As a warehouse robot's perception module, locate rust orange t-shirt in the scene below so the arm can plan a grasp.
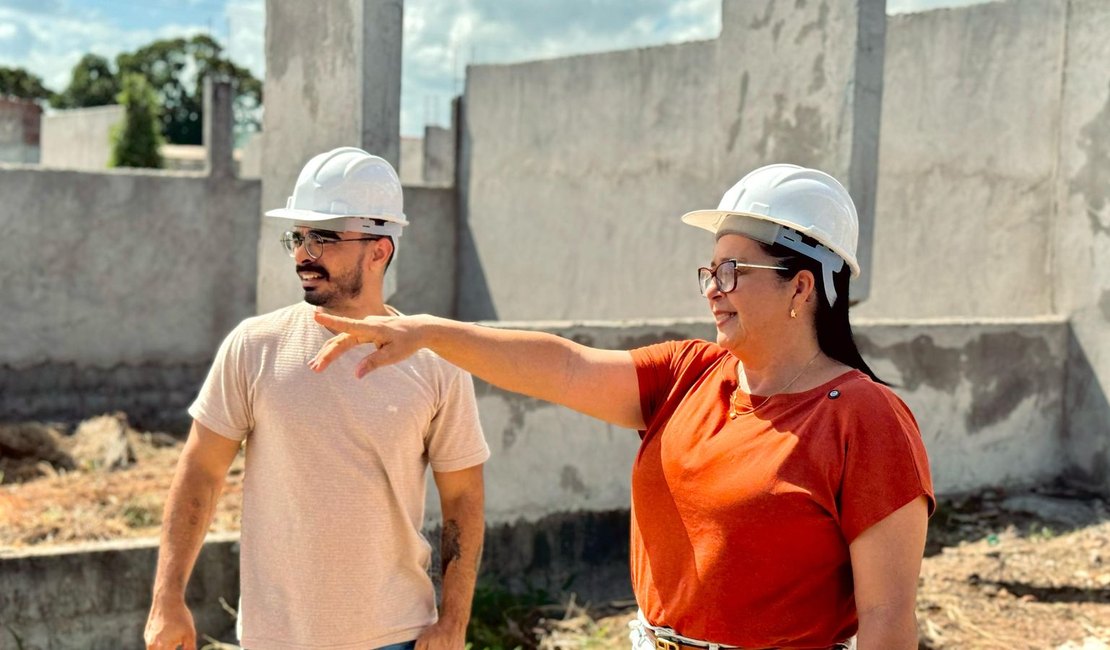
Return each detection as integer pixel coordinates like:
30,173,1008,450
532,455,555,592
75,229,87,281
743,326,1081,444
630,339,934,648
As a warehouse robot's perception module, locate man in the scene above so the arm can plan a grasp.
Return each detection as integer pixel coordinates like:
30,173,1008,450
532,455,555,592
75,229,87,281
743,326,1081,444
144,147,489,650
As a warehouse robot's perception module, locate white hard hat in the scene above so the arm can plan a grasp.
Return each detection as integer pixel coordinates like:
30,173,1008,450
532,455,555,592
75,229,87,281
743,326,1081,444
265,147,408,238
681,164,859,306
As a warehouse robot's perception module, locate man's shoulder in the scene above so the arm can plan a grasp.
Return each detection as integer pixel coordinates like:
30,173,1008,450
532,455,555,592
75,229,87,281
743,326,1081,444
232,302,312,338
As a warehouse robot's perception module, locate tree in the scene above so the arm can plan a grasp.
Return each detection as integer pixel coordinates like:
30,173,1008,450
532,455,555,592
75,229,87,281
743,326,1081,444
116,34,262,145
109,73,164,169
0,66,53,102
52,54,120,109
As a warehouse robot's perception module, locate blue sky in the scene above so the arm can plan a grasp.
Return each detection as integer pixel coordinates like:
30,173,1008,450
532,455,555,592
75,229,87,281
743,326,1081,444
0,0,993,136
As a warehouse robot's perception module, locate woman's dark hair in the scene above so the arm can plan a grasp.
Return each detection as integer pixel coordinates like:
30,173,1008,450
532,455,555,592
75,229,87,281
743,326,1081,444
759,240,886,385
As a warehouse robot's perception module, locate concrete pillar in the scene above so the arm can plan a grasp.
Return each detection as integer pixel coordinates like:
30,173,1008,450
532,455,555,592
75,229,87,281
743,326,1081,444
1054,0,1110,493
716,0,886,303
203,77,235,179
258,0,403,314
422,125,455,185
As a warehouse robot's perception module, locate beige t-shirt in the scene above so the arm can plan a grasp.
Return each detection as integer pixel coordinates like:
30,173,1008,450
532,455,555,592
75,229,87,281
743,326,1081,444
189,302,489,650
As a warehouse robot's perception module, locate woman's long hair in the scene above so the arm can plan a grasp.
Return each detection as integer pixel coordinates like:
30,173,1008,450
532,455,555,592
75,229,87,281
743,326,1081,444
759,240,886,385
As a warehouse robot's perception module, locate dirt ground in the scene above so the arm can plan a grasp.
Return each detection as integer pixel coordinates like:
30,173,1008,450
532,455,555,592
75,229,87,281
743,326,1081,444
2,433,1109,649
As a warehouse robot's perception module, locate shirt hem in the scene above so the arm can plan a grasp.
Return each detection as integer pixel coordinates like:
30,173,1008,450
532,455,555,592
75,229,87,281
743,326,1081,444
240,624,425,650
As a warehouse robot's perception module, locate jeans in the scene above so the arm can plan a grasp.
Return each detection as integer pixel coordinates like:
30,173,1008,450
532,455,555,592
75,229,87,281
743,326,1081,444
376,642,417,650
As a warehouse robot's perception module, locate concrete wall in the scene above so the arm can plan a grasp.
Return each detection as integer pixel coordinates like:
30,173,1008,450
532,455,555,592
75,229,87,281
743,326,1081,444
0,165,260,431
0,536,240,650
422,125,454,185
856,0,1064,320
457,0,885,321
1054,0,1110,491
257,0,403,314
40,105,123,171
400,135,423,183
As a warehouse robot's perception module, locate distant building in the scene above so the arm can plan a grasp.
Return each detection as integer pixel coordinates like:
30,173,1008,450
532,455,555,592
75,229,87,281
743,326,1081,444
0,96,42,164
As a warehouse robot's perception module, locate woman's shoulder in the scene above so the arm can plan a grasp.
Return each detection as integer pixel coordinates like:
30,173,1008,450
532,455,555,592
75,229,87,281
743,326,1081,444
824,370,919,428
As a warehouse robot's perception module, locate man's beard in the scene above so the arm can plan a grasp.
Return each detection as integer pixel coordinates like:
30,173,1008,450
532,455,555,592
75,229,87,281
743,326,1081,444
298,253,365,307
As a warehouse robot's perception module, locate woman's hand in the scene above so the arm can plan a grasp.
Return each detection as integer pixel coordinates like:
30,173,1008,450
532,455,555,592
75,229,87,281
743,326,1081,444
310,312,437,377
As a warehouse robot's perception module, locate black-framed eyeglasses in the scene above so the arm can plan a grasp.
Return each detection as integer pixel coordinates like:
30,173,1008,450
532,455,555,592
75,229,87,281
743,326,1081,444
697,259,788,295
280,230,383,260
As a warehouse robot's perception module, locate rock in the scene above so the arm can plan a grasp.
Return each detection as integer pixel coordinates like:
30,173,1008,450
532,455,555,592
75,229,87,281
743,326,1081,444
68,413,136,472
0,422,75,483
1000,494,1098,528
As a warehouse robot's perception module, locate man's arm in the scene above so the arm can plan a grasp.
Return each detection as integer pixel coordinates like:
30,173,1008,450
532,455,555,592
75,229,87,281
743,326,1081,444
416,465,485,650
849,496,930,650
145,422,242,650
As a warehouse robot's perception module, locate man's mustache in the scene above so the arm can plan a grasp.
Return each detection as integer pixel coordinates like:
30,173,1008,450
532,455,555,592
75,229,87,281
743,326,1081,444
296,263,329,279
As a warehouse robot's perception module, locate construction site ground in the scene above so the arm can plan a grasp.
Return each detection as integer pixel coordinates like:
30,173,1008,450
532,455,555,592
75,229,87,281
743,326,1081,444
1,430,1108,650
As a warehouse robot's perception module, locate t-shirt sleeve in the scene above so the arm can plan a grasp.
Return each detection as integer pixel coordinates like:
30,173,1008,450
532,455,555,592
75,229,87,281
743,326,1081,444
425,367,490,473
629,340,686,429
839,386,936,542
188,325,254,442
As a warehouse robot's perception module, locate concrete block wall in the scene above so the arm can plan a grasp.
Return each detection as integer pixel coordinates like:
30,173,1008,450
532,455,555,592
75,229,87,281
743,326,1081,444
40,105,124,171
0,165,260,431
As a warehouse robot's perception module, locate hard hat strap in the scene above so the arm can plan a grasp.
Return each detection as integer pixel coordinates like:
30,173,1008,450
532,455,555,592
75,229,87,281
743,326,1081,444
717,214,844,306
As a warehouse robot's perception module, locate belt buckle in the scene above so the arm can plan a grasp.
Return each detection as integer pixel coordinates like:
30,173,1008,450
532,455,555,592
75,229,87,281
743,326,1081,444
654,638,682,650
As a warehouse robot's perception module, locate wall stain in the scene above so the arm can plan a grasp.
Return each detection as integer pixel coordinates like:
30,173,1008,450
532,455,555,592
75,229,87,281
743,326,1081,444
474,381,551,450
772,19,785,42
1101,289,1110,322
809,53,827,93
795,0,808,8
796,0,829,45
1072,81,1110,237
857,332,1057,433
756,95,827,163
750,0,776,30
726,72,750,153
560,465,589,496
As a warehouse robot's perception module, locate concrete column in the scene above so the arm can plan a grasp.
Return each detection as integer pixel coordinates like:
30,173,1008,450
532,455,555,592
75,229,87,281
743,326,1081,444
1054,0,1110,493
258,0,403,314
203,77,235,179
422,125,455,185
716,0,886,303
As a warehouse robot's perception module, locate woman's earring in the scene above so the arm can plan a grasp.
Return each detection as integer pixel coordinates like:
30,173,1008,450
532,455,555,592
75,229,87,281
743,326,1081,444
790,308,797,319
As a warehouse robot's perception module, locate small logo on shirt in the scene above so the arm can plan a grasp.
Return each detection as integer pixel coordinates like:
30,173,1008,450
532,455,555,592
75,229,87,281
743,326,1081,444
827,389,841,399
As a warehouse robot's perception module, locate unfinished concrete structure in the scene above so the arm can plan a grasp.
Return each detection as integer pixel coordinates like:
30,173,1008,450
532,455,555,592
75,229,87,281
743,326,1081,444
0,96,41,163
3,0,1110,646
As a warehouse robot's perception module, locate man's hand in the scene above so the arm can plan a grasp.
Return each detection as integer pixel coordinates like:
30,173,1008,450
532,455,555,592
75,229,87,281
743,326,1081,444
310,312,434,377
144,597,196,650
414,618,467,650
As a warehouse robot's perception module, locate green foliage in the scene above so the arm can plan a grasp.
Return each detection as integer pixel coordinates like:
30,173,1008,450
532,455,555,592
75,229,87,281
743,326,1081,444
116,33,262,145
110,73,164,169
466,581,558,650
51,54,120,109
0,66,52,102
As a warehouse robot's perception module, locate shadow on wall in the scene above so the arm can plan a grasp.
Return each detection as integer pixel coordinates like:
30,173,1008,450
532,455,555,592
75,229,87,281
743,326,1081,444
1064,325,1110,488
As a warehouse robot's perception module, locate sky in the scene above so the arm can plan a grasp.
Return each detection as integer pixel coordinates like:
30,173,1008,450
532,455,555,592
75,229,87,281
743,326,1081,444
0,0,996,137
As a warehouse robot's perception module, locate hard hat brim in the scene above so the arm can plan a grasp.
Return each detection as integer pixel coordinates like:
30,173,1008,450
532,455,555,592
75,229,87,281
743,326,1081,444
265,207,409,226
681,209,861,278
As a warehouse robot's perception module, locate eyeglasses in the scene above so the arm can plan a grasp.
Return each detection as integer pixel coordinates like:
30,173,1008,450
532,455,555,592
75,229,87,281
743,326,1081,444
697,259,788,295
280,230,382,260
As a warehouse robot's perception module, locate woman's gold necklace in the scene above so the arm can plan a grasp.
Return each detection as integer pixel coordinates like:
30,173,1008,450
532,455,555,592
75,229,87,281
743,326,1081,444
728,351,823,419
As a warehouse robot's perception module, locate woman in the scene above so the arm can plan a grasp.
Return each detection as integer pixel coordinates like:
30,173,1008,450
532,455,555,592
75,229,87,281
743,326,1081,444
310,164,935,650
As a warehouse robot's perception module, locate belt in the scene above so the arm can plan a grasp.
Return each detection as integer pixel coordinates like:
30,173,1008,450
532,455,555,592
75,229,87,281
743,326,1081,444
646,627,850,650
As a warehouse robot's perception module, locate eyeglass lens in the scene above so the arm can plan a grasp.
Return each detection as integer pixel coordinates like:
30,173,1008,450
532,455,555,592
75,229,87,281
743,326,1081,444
698,261,738,295
281,231,337,260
